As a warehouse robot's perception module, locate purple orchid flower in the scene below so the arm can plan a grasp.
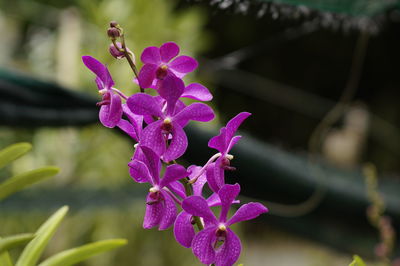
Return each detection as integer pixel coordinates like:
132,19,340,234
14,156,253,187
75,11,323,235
138,42,198,89
182,184,268,266
128,146,188,230
206,112,251,193
127,75,214,162
82,56,123,128
173,165,235,248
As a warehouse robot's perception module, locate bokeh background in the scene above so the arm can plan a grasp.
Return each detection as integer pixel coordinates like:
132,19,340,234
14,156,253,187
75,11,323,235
0,0,400,265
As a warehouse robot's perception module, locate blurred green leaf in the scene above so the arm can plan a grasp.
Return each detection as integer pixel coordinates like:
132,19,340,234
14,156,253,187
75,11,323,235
0,233,35,253
0,237,14,266
38,239,127,266
15,206,69,266
0,143,32,169
0,166,59,201
349,255,366,266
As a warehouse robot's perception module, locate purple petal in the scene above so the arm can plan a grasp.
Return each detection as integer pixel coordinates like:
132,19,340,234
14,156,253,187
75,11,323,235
215,228,241,266
227,202,268,226
160,164,188,188
160,42,179,63
117,119,139,141
226,135,242,153
159,190,177,230
182,83,213,101
192,226,217,265
169,55,198,73
167,181,186,199
122,104,143,140
208,128,227,153
174,211,195,248
128,159,152,183
143,193,163,229
205,162,224,193
138,64,157,89
189,165,207,196
182,196,217,224
173,103,214,126
225,112,251,141
218,184,241,223
162,124,187,162
157,74,184,115
139,145,162,184
99,94,122,128
127,93,163,117
206,193,221,207
82,56,114,88
140,121,165,162
141,46,161,64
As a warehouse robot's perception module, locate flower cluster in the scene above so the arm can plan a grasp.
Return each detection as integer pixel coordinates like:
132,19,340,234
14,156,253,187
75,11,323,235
82,22,268,266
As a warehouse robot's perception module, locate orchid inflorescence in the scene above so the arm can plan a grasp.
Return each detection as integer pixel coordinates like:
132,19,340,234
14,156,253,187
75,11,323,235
82,22,268,266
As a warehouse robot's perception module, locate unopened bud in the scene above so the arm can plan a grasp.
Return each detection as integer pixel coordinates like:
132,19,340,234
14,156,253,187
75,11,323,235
109,42,135,63
107,27,120,39
110,21,119,27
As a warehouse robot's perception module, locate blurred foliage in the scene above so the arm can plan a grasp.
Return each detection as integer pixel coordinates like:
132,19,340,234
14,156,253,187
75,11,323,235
349,255,366,266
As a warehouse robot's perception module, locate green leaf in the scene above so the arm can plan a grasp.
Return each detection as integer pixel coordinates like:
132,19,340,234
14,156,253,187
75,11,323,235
0,234,35,253
38,239,127,266
0,237,14,266
349,255,366,266
0,166,59,201
0,251,13,266
15,206,69,266
0,143,32,169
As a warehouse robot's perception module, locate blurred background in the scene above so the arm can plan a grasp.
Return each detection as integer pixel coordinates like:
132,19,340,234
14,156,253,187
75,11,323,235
0,0,400,265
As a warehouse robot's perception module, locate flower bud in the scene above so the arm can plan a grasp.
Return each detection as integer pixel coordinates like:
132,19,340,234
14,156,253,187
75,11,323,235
109,21,119,27
107,27,120,39
109,42,135,62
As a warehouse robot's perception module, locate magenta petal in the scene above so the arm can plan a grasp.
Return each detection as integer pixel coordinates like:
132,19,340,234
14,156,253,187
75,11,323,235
138,64,157,89
99,94,122,128
140,121,165,164
182,196,217,224
157,74,184,115
205,163,221,193
206,193,222,207
208,128,227,153
192,226,217,265
159,190,177,230
174,103,214,126
160,164,188,188
189,165,207,196
82,56,114,88
143,193,163,229
182,83,213,101
167,181,186,199
163,124,188,162
127,93,163,117
122,104,143,140
169,55,198,73
226,135,242,153
225,112,251,141
160,42,179,63
215,228,241,266
128,159,152,183
141,46,161,64
227,202,268,226
174,211,195,248
218,183,241,223
117,119,139,141
139,146,162,184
